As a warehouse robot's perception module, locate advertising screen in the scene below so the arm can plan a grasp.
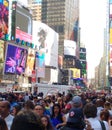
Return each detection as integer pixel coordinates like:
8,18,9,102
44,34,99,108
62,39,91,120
0,0,9,39
0,40,5,73
4,44,28,75
11,1,32,40
35,51,45,78
110,0,112,4
33,21,59,68
25,48,35,76
64,40,76,56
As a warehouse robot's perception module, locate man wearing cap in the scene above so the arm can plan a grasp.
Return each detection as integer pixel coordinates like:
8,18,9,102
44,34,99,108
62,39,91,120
65,95,83,120
63,96,85,130
72,95,83,108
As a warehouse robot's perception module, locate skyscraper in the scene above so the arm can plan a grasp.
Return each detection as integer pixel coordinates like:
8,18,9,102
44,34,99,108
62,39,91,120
41,0,78,56
28,0,79,56
28,0,42,21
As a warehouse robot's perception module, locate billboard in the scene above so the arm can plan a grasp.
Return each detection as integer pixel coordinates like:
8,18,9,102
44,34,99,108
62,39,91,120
0,40,5,73
110,28,112,44
64,40,76,56
110,0,112,4
0,0,9,39
16,28,32,43
33,21,59,68
35,51,45,78
25,48,35,76
70,68,80,78
4,43,28,75
11,1,32,40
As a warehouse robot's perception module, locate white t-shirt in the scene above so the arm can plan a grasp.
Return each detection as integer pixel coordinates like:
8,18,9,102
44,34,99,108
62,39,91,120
5,114,14,130
86,117,109,130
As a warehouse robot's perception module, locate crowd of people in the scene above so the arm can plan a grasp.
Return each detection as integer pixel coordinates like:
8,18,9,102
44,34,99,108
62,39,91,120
0,90,111,130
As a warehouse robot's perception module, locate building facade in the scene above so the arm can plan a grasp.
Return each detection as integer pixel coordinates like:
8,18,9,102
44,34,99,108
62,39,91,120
28,0,42,21
41,0,78,56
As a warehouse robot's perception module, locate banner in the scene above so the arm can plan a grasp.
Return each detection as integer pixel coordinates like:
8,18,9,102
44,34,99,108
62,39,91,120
70,68,80,78
0,40,5,73
0,0,9,39
35,51,45,78
25,48,35,76
4,43,28,75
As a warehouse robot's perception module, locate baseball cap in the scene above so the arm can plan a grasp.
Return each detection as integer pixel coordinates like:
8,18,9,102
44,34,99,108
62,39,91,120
72,96,82,105
67,108,83,124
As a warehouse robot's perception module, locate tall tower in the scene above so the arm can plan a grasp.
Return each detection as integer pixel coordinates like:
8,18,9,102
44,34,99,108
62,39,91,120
27,0,42,21
41,0,77,56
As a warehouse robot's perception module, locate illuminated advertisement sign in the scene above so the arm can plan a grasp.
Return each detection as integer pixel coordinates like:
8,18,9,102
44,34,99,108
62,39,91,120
16,28,32,43
0,0,9,39
4,44,28,75
110,45,112,76
110,0,112,4
110,28,112,44
25,48,35,76
35,51,45,78
70,68,80,78
33,21,59,68
0,40,5,73
64,40,76,56
11,1,32,40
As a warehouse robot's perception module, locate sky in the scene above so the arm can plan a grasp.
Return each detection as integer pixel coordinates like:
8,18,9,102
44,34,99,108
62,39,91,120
80,0,107,78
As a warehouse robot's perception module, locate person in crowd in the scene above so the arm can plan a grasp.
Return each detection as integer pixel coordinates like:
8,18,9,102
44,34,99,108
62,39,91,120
32,95,38,106
65,95,83,121
71,95,83,108
0,101,14,130
24,92,29,102
96,98,104,120
65,93,73,107
100,108,110,122
61,107,85,130
17,93,25,103
63,93,73,115
104,101,112,117
0,117,8,130
57,97,65,113
83,102,109,130
7,93,18,112
10,110,44,130
39,99,51,116
41,115,54,130
51,103,66,130
100,108,112,130
12,104,21,116
34,104,46,117
23,100,35,111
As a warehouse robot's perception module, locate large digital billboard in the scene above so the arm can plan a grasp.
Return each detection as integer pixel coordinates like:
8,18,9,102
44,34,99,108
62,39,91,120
64,40,76,56
0,40,5,74
33,21,59,68
0,0,9,39
4,44,28,75
35,51,45,78
25,48,35,76
11,1,32,40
